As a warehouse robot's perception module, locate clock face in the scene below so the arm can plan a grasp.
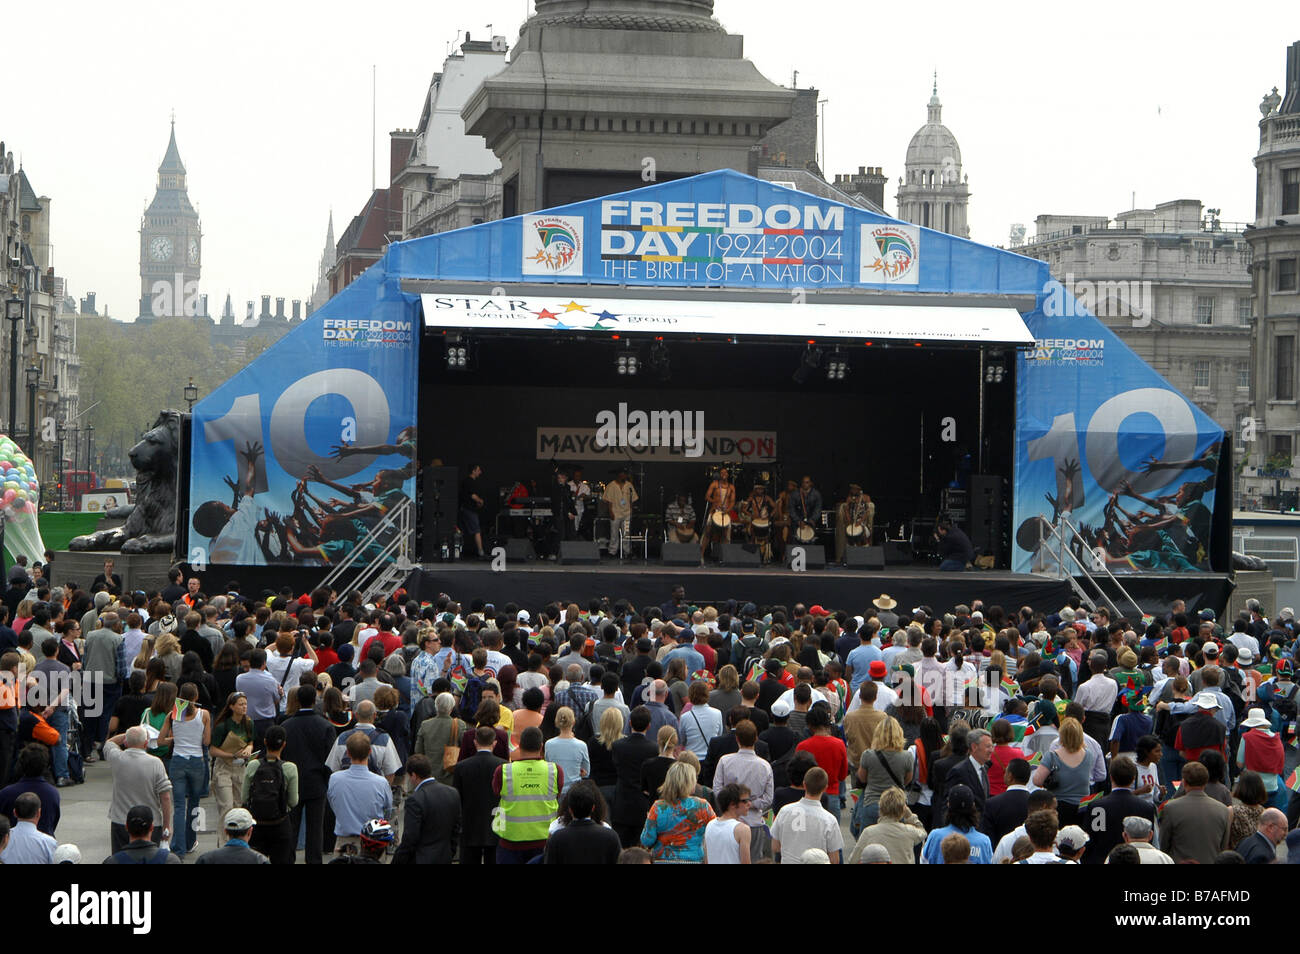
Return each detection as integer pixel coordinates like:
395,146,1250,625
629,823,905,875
149,236,174,262
188,238,199,265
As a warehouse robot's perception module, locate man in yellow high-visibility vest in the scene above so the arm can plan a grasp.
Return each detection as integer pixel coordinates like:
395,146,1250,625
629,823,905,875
491,726,560,864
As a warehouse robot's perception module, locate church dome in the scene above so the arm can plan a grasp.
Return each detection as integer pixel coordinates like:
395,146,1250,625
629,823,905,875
905,83,961,175
528,0,725,32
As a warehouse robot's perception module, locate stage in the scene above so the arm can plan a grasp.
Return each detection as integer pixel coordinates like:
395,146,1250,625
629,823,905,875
402,560,1075,614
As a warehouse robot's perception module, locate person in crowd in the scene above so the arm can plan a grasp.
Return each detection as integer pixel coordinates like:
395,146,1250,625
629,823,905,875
393,754,460,864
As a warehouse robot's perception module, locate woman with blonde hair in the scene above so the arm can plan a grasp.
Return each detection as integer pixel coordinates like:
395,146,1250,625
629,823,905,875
848,785,926,863
133,639,157,680
544,706,591,796
586,706,624,803
852,715,914,832
153,631,184,683
641,725,678,803
710,664,742,714
639,759,715,862
1032,716,1096,821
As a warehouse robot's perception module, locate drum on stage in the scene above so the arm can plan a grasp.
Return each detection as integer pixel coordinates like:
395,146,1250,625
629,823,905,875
710,511,732,529
845,522,866,542
750,517,771,540
671,520,696,543
794,523,816,543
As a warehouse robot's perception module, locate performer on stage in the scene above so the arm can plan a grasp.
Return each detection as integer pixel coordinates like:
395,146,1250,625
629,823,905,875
459,464,486,558
775,478,798,558
569,466,593,540
834,484,875,563
740,482,777,563
702,466,737,559
602,468,639,558
545,467,577,557
504,475,531,539
665,492,698,544
789,475,822,548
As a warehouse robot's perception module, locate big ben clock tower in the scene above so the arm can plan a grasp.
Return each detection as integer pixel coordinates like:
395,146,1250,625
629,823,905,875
138,118,202,319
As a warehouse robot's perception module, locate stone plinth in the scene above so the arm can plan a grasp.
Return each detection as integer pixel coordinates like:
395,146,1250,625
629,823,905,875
52,551,177,595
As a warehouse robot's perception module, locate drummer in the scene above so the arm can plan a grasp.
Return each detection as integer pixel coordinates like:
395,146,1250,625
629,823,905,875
702,466,737,559
835,483,875,564
665,491,698,544
740,481,777,563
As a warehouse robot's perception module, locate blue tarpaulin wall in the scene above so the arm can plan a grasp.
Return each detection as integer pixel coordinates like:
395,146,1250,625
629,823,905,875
189,170,1223,573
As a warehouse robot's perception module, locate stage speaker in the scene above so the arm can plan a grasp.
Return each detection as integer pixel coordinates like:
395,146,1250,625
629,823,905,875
969,474,1006,565
845,546,885,570
504,538,535,562
661,543,699,566
883,541,910,566
785,544,826,569
719,543,761,566
559,541,600,565
422,466,458,561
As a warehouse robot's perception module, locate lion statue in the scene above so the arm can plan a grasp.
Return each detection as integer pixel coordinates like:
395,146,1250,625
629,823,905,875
70,410,181,554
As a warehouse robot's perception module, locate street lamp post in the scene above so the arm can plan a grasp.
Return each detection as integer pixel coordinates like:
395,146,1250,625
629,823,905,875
25,365,39,458
87,425,95,478
4,297,23,437
56,422,65,511
184,378,198,412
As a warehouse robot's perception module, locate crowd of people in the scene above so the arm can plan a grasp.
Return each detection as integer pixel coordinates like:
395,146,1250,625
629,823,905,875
1,557,1298,865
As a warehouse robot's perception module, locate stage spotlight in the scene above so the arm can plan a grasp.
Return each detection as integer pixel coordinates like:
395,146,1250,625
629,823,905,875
793,344,823,384
648,340,671,381
616,341,640,376
446,344,467,369
826,351,848,381
984,363,1005,384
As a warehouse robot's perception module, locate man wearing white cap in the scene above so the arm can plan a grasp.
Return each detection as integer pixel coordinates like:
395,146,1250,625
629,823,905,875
1156,693,1227,763
194,808,270,864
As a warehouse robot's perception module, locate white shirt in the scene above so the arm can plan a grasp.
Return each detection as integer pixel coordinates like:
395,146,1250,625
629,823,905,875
1074,673,1118,714
992,824,1028,864
844,681,898,715
771,797,844,864
1228,633,1260,657
207,494,266,565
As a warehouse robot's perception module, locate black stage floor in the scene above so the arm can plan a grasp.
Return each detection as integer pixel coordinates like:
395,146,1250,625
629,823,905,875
403,561,1077,614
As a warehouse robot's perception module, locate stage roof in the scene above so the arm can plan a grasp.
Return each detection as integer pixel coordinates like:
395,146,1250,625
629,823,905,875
420,291,1034,345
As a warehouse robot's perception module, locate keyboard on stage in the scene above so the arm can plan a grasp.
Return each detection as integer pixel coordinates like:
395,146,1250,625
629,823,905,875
509,507,554,518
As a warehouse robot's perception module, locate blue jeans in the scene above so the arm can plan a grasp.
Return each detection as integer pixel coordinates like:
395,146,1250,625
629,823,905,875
169,755,206,854
87,680,122,750
48,707,70,780
1158,748,1186,793
938,559,967,571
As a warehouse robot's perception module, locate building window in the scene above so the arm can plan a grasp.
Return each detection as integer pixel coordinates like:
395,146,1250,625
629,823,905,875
1273,434,1293,461
1193,360,1211,389
1238,361,1250,390
1277,335,1295,400
1238,297,1253,323
1284,168,1300,217
1196,296,1214,325
1279,258,1298,292
1197,245,1212,265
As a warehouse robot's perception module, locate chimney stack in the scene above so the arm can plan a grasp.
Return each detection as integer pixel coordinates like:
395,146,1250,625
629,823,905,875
246,301,255,322
292,300,301,321
275,297,286,320
260,295,271,320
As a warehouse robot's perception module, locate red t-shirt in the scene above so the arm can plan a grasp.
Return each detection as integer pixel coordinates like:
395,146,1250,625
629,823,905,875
362,631,402,659
796,734,849,795
314,648,339,674
989,744,1026,796
694,642,717,672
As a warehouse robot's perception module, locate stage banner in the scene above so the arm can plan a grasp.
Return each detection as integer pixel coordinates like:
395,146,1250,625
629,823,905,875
389,169,1044,296
536,424,778,463
1013,287,1224,575
187,267,419,568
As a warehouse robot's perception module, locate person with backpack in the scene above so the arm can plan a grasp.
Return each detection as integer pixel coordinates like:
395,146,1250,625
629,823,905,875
327,733,393,859
242,725,298,864
413,693,463,784
326,700,401,782
103,804,181,865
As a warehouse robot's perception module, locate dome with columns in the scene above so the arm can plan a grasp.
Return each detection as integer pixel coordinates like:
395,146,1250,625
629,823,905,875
905,78,962,184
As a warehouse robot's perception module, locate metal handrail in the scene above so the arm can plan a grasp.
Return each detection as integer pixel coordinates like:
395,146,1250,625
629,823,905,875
1044,515,1145,620
317,497,414,602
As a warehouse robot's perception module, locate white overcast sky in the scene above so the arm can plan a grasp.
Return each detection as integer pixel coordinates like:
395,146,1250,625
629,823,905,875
5,0,1293,320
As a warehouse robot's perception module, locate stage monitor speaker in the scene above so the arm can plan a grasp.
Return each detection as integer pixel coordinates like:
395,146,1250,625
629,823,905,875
883,541,910,566
422,466,459,561
504,538,535,562
719,543,761,566
845,546,885,570
785,544,826,569
661,543,699,566
559,541,600,565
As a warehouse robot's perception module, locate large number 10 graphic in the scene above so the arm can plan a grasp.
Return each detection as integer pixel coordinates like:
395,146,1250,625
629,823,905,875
1026,387,1198,511
202,370,393,492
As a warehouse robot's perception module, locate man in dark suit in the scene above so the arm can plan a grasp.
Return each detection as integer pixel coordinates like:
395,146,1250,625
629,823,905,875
280,686,335,864
982,758,1032,844
452,725,505,864
1078,757,1156,864
944,727,992,822
702,706,771,787
1237,808,1287,864
611,706,660,847
393,754,460,864
92,559,123,595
